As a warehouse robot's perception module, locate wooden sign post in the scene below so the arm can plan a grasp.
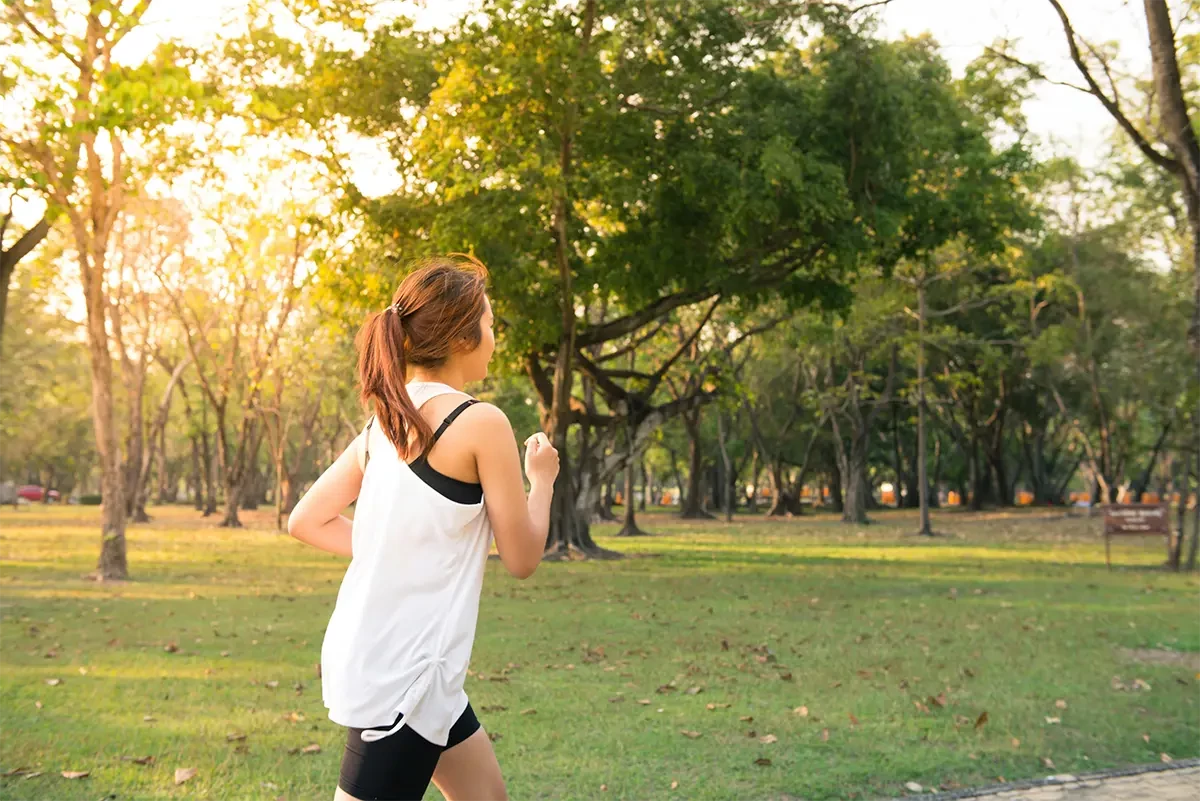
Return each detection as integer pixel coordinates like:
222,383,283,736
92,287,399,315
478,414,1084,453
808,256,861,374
1102,505,1172,570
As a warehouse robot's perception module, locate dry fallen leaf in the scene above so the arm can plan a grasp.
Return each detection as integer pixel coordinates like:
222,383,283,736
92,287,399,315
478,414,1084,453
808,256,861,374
821,728,830,742
61,771,89,780
143,715,156,722
913,700,930,714
754,758,772,767
174,768,197,785
1011,738,1021,748
301,744,321,754
793,705,809,717
520,708,537,716
1044,716,1061,725
685,686,702,695
45,679,61,687
132,756,156,766
1041,757,1055,769
759,734,778,744
679,730,702,739
600,784,607,791
265,680,279,689
848,713,860,727
637,699,651,705
905,781,923,792
929,693,947,708
1055,699,1067,709
1161,753,1173,763
226,733,247,742
487,732,501,742
1142,733,1150,743
739,715,753,722
975,711,989,729
164,643,179,654
670,780,679,789
609,695,624,703
706,702,731,710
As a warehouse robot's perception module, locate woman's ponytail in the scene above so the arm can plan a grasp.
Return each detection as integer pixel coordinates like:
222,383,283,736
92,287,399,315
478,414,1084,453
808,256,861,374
355,254,489,460
355,306,433,460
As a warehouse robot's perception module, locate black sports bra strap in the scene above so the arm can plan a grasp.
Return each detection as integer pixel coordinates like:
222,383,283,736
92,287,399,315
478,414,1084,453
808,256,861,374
428,399,480,447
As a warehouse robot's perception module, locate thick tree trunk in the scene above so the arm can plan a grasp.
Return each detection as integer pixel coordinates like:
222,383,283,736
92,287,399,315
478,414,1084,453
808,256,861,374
222,477,244,528
835,426,871,524
766,461,800,516
241,461,261,510
543,423,619,559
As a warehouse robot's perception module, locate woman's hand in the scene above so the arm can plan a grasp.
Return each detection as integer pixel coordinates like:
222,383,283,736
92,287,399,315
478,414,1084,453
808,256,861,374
523,432,560,488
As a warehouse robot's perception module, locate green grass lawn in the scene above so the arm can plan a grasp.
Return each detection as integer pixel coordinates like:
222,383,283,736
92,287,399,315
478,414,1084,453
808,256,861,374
1,504,1197,800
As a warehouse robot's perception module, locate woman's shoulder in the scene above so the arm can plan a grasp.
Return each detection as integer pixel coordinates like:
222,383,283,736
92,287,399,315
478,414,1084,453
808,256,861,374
458,400,511,430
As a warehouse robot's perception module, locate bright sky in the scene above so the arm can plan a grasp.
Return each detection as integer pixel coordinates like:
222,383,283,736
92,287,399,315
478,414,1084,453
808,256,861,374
125,0,1159,174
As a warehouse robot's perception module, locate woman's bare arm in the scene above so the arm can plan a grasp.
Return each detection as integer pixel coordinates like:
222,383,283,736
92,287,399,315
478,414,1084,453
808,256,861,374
286,434,365,558
469,404,557,579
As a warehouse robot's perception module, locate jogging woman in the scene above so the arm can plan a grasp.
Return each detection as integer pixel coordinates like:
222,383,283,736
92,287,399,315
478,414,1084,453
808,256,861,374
287,254,559,801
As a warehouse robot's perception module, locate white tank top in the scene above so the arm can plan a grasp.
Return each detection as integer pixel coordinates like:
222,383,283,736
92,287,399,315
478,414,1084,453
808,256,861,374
320,381,494,746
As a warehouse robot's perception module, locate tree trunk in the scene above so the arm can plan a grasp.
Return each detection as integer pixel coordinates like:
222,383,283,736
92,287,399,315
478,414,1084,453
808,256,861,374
79,246,128,579
679,409,712,519
828,468,843,513
916,282,933,535
222,477,244,528
617,441,649,537
766,460,800,516
123,367,148,522
190,435,203,511
715,408,734,522
968,438,981,510
639,459,649,512
836,425,871,525
156,421,172,503
1170,466,1185,569
201,428,217,517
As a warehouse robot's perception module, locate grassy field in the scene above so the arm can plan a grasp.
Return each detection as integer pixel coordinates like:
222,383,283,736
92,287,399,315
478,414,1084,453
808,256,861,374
1,504,1197,801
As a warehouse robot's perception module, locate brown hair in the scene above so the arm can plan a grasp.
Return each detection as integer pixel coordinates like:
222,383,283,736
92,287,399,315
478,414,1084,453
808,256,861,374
356,253,489,459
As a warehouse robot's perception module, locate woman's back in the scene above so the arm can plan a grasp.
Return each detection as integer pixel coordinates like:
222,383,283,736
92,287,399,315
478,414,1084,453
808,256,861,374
321,381,493,747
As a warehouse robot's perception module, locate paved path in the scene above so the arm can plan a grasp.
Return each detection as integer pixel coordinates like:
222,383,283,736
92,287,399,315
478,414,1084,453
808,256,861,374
892,760,1200,801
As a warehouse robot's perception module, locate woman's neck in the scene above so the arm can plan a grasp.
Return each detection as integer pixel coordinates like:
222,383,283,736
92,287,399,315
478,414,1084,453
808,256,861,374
408,367,467,392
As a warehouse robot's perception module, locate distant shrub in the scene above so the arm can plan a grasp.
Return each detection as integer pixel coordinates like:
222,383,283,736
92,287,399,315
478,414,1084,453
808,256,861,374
79,494,102,506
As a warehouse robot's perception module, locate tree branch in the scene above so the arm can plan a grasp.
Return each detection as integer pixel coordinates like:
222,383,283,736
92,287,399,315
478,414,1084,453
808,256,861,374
1044,0,1179,174
9,2,82,69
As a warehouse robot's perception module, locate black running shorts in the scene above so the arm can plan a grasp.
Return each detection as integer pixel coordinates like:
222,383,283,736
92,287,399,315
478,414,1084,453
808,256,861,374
337,703,481,800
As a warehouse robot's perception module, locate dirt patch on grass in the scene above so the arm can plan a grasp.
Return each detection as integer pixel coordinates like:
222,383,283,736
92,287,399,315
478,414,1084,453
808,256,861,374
1117,647,1200,669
